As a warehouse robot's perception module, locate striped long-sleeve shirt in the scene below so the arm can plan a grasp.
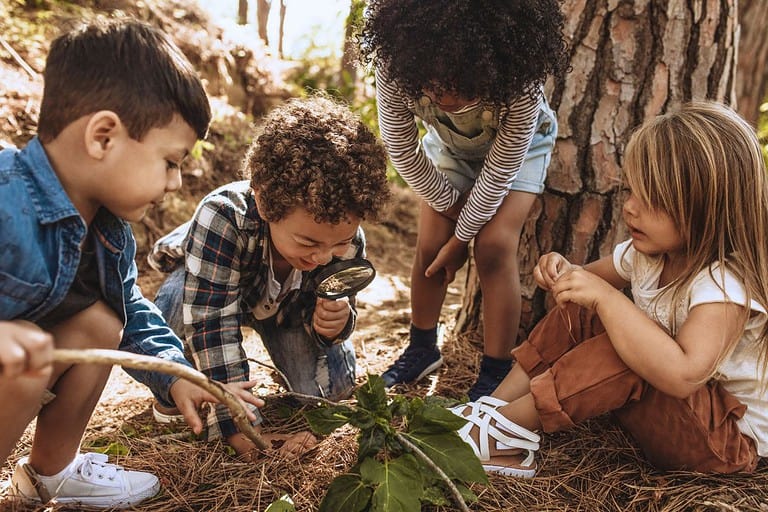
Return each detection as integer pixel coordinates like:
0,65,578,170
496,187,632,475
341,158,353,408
375,69,542,242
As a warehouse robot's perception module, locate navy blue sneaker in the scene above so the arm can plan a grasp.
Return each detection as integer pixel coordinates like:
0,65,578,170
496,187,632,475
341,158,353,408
381,344,443,387
467,369,506,401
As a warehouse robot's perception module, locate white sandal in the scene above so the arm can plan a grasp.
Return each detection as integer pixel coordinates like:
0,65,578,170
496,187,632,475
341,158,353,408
449,398,540,478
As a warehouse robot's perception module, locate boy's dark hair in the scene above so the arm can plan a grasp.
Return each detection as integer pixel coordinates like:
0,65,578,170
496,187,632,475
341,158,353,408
246,95,390,224
38,17,211,142
358,0,570,105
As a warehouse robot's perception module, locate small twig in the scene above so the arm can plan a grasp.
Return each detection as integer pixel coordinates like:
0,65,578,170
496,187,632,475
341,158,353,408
395,433,471,512
52,348,268,450
0,35,38,79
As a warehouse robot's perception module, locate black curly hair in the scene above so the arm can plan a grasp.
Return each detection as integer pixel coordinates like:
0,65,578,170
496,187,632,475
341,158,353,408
358,0,569,105
245,95,390,224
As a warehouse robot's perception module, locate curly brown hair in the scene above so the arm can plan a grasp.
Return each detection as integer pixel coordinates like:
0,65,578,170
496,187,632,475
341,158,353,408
358,0,569,104
245,95,390,224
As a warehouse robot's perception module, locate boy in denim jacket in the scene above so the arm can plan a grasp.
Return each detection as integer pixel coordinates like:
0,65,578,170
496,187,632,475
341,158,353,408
0,18,260,509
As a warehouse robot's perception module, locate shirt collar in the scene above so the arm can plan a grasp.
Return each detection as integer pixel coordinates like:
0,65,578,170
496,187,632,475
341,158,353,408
19,136,81,225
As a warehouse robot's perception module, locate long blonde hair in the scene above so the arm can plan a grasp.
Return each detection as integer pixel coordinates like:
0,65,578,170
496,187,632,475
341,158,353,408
623,101,768,375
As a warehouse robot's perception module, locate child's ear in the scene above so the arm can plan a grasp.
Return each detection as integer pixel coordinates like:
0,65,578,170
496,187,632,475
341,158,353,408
83,111,123,159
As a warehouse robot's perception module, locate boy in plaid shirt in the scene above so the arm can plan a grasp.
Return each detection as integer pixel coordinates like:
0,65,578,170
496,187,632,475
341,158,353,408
149,96,391,458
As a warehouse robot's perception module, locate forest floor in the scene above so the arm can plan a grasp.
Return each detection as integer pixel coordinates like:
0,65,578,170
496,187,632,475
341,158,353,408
2,1,768,511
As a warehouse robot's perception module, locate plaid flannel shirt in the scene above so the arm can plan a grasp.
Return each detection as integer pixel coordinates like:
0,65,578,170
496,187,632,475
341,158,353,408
150,180,363,439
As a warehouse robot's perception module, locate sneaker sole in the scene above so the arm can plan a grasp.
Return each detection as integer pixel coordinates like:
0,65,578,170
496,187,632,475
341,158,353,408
47,480,161,509
153,404,185,424
413,356,444,382
9,481,160,510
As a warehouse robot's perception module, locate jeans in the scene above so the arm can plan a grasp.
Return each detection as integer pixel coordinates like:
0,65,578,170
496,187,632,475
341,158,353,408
154,267,357,401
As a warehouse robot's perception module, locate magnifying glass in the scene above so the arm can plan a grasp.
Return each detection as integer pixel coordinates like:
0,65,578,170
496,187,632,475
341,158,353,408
304,257,376,299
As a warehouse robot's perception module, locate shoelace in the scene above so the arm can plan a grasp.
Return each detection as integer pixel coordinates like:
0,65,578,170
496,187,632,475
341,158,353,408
73,453,121,482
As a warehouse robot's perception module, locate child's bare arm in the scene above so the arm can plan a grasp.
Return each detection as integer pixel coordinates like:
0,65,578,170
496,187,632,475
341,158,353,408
534,253,627,291
552,269,744,398
0,320,53,378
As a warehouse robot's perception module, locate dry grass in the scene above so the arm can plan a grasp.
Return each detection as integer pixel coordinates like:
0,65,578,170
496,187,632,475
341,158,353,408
2,1,768,510
3,328,768,512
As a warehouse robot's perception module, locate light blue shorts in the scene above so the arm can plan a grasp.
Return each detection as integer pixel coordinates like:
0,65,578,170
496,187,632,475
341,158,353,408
422,103,557,195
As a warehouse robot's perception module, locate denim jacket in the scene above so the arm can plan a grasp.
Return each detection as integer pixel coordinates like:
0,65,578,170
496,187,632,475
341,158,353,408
0,136,191,407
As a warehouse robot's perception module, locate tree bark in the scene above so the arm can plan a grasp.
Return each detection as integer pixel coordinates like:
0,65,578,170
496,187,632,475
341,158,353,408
456,0,741,340
237,0,248,25
257,0,271,47
277,0,286,59
735,0,768,125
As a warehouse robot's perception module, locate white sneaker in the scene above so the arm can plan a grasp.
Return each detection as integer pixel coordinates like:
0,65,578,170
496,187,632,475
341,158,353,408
152,401,185,424
9,453,160,509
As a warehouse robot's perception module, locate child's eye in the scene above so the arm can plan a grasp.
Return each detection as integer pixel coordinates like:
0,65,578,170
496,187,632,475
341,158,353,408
166,160,180,170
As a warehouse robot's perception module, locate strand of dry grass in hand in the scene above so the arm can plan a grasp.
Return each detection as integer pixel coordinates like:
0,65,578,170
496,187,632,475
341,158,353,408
51,348,268,450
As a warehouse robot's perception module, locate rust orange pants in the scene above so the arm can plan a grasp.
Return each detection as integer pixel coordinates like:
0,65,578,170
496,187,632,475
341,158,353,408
512,302,758,473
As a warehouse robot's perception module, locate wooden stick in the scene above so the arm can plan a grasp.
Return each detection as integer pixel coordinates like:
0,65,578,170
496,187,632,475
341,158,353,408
0,35,38,79
52,348,268,450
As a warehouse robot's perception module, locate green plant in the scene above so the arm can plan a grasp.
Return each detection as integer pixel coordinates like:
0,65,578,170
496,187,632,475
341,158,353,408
303,375,487,512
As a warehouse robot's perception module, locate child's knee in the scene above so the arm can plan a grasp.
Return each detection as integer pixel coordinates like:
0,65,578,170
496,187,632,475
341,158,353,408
48,301,123,350
474,237,520,272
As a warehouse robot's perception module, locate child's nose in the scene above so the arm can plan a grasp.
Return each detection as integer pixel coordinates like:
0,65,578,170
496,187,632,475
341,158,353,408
311,249,334,265
623,196,638,216
166,168,182,193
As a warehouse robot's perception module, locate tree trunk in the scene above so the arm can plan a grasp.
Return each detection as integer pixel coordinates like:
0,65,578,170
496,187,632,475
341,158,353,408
237,0,248,25
338,0,365,100
735,0,768,125
257,0,271,47
456,0,741,341
277,0,286,59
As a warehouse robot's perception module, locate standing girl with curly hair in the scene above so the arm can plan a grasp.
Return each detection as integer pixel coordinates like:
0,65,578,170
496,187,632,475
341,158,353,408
359,0,569,399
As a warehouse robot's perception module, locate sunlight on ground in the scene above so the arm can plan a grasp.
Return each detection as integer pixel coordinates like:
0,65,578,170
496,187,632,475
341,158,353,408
356,274,409,306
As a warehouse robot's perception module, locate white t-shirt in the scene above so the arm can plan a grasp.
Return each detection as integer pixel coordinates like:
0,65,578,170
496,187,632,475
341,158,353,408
251,239,302,320
613,240,768,456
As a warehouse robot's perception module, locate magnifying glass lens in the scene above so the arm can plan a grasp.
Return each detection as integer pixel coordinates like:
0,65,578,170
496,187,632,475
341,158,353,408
309,258,376,299
317,266,375,297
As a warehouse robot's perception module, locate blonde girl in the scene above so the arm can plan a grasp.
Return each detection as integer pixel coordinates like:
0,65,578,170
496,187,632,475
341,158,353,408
449,101,768,477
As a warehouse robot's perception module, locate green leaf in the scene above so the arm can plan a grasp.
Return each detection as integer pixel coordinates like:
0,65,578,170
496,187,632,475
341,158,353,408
420,485,449,506
355,375,389,417
454,483,479,504
319,474,372,512
347,408,377,430
265,494,295,512
408,402,468,434
388,395,410,418
94,442,129,456
402,431,488,484
304,405,355,435
357,425,387,460
360,455,423,512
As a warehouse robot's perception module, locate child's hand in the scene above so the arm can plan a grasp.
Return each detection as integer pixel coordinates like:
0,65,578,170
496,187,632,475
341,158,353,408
534,252,576,290
550,266,619,310
313,297,351,340
425,236,468,285
169,378,264,435
228,430,318,460
0,320,53,378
